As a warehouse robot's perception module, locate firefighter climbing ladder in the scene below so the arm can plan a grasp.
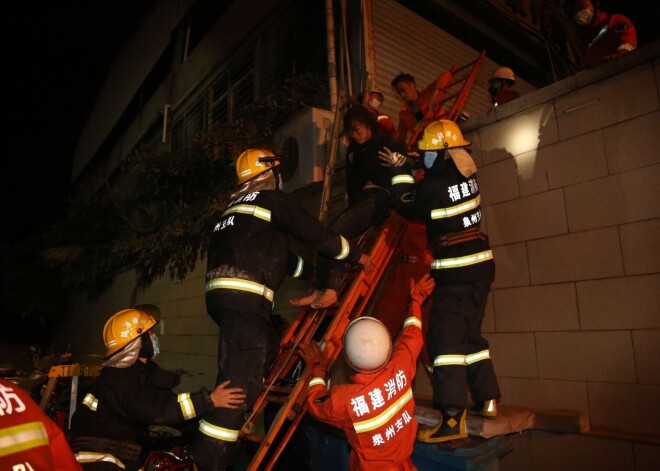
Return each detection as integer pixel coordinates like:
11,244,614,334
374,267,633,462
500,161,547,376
241,211,409,471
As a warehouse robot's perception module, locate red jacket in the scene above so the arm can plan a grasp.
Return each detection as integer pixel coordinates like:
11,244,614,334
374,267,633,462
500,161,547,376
377,114,397,138
306,307,424,471
395,71,453,146
0,378,83,471
581,11,637,68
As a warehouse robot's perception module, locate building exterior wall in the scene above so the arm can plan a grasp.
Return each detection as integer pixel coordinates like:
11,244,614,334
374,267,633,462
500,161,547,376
466,41,659,469
72,0,195,180
406,39,660,469
464,45,660,437
373,0,537,129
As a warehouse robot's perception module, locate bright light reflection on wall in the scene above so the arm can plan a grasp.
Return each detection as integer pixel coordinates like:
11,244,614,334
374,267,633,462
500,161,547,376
503,108,550,179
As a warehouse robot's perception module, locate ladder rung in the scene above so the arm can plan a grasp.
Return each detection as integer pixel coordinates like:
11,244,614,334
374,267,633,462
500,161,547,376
262,395,289,404
241,433,265,444
244,213,410,470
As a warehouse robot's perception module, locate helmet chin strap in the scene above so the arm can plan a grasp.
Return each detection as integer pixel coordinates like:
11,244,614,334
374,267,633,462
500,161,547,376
231,169,278,198
102,337,141,368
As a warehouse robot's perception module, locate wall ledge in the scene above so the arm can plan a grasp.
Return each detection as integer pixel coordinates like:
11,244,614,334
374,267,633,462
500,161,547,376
463,38,660,132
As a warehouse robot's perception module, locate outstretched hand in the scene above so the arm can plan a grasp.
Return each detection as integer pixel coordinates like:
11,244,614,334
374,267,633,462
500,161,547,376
299,340,328,371
377,147,407,167
210,380,246,409
410,273,435,305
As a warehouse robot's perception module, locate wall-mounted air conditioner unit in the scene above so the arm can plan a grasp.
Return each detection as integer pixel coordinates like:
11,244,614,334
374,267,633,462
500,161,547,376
274,106,334,193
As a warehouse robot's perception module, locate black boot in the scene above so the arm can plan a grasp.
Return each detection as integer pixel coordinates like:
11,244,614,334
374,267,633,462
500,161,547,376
417,407,467,443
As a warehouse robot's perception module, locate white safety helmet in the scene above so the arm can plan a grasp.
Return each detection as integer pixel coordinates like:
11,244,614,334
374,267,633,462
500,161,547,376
489,67,516,84
342,317,392,374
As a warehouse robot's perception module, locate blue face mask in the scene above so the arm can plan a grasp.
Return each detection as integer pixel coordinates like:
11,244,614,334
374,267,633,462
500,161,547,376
149,332,160,359
423,151,438,169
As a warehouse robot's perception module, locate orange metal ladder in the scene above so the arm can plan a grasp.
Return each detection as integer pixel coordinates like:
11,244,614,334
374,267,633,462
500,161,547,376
240,211,409,470
407,49,486,149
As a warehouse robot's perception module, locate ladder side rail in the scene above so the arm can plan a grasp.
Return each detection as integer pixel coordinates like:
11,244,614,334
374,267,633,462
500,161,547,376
244,310,328,435
406,50,486,149
245,214,408,470
446,50,486,122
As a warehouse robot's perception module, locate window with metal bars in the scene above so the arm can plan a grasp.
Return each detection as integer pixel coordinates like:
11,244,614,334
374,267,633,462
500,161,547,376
169,0,326,152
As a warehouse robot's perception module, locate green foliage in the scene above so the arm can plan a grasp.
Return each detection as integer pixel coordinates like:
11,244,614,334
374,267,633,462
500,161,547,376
6,72,328,309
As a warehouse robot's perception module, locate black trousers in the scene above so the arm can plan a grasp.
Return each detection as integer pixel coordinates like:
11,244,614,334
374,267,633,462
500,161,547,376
315,190,390,291
426,278,500,409
192,308,280,470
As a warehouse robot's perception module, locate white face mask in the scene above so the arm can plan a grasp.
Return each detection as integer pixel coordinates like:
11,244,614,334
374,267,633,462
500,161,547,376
369,98,381,110
574,8,593,26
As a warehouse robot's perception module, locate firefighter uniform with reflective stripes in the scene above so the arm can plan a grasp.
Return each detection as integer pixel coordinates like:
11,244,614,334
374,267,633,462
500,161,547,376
397,154,500,417
306,310,424,471
69,361,214,470
195,187,363,470
205,189,355,319
0,378,83,470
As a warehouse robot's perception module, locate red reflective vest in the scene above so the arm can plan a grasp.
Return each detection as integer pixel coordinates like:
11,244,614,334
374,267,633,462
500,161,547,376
306,307,424,471
0,378,83,470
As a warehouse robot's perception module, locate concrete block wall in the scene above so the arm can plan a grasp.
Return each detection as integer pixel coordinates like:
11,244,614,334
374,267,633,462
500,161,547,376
459,41,660,443
143,261,219,393
501,430,659,471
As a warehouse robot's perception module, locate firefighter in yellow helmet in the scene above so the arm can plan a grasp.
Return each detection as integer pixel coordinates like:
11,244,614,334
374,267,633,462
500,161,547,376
69,307,245,470
391,119,500,444
192,148,374,471
299,274,435,471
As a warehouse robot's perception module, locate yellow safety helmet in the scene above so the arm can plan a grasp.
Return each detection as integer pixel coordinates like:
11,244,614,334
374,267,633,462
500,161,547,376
342,317,392,374
417,119,471,150
235,148,280,185
102,308,158,359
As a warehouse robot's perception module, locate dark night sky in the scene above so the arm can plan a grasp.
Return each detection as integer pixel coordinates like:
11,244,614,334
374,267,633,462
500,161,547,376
3,2,156,244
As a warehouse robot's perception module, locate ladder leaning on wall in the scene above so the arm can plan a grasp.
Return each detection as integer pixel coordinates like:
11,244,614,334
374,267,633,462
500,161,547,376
240,211,409,471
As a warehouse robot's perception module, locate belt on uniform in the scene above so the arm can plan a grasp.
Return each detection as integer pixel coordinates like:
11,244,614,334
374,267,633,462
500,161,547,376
205,277,274,302
392,253,423,264
428,227,488,252
70,436,142,462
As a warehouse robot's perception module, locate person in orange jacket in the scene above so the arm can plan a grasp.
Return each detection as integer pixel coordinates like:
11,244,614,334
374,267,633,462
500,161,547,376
572,0,637,69
391,71,454,147
0,377,83,470
299,274,435,471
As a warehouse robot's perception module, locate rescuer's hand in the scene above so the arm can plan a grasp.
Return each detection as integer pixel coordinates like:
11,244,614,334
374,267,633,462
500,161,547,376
377,147,407,167
410,273,435,305
359,253,375,275
210,380,246,409
299,340,328,371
